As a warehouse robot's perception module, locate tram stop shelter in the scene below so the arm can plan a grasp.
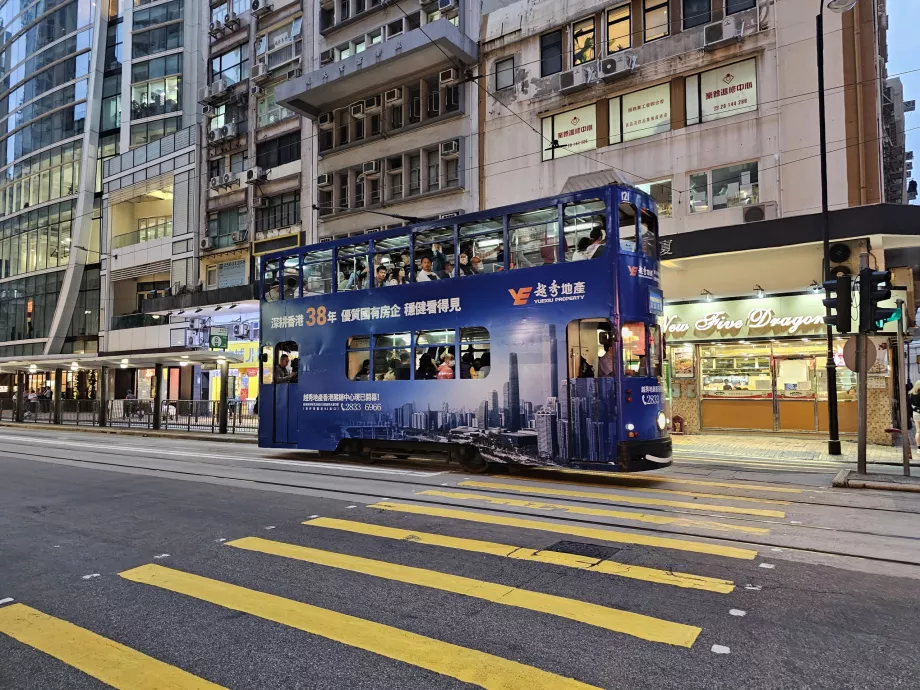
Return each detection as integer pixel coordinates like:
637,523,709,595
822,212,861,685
0,350,244,433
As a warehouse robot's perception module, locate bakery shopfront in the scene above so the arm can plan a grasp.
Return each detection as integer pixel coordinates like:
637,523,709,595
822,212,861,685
663,291,902,443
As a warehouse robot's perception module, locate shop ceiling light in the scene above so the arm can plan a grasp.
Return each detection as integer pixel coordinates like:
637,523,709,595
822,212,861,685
826,0,859,12
179,361,188,367
753,285,765,298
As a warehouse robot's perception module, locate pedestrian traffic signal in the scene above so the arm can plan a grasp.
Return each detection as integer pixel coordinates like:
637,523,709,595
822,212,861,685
823,275,852,334
859,268,896,332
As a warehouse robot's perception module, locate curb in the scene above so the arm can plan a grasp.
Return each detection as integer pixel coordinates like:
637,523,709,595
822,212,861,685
0,422,258,444
833,468,920,492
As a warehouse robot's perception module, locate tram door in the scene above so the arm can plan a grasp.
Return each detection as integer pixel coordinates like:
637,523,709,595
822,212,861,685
271,341,300,445
564,319,617,463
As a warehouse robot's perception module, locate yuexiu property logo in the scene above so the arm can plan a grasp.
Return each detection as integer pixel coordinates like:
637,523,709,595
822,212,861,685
509,280,586,306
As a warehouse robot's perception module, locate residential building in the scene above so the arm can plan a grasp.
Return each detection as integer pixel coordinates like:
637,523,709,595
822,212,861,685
883,77,910,204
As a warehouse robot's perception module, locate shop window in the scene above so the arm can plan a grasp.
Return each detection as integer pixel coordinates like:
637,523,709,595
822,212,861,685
567,318,613,378
572,18,595,66
302,249,333,295
496,57,514,90
460,327,490,379
644,0,669,42
622,322,648,377
540,30,563,77
712,162,759,209
618,202,637,253
373,333,411,381
682,0,709,29
459,218,504,275
607,4,630,53
509,206,559,268
274,341,298,384
688,172,709,213
416,329,455,380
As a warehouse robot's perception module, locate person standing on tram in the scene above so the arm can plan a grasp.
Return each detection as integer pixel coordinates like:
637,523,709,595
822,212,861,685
416,256,439,281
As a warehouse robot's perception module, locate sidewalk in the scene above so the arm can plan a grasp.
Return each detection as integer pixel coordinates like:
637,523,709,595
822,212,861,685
673,433,915,466
0,421,257,444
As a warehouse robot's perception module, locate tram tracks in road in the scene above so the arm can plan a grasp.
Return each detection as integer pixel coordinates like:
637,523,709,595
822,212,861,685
5,441,920,568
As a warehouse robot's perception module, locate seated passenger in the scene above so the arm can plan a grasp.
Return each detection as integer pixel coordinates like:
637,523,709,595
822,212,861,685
416,353,438,380
598,341,615,378
283,276,298,299
265,282,281,301
388,266,408,286
396,352,411,380
437,260,454,280
416,256,439,281
478,352,491,378
460,352,474,379
585,228,605,259
458,253,475,276
570,237,592,261
374,265,389,288
384,358,400,380
437,353,456,379
353,359,370,381
274,354,292,382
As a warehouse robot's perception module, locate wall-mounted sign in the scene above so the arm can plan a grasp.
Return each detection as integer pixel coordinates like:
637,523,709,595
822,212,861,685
610,82,671,144
699,58,757,123
217,259,246,289
663,291,906,342
209,326,229,349
648,287,664,314
541,104,597,160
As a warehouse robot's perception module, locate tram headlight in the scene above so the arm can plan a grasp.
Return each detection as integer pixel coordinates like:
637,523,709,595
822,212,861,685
625,423,635,431
656,411,667,430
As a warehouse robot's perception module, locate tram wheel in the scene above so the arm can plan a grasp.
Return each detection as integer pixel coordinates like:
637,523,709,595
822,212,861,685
458,447,488,474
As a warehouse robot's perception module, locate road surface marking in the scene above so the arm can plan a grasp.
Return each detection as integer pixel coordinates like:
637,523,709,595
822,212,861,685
675,456,837,471
457,481,786,518
744,585,762,591
81,574,100,580
527,469,804,493
367,502,758,560
759,563,775,569
153,554,169,559
494,476,791,505
226,536,700,647
0,603,226,690
303,518,735,594
120,564,602,690
729,609,747,617
0,598,13,605
0,434,443,477
711,645,731,654
417,490,770,535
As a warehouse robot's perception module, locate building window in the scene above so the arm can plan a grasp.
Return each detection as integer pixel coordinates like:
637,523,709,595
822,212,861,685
572,18,595,66
607,5,631,53
644,0,669,42
207,207,247,247
255,17,303,72
408,154,421,195
128,116,180,148
133,0,183,29
257,86,295,127
726,0,756,14
711,162,759,209
130,76,181,120
229,151,248,173
636,179,673,217
101,95,121,130
132,23,183,59
685,58,757,125
131,53,182,82
683,0,710,29
255,132,300,169
257,192,300,234
210,45,249,85
688,172,709,213
426,152,439,192
105,23,123,71
540,30,563,77
445,158,459,188
608,82,671,144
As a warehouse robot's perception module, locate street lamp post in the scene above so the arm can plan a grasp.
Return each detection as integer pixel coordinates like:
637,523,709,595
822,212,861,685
817,0,860,456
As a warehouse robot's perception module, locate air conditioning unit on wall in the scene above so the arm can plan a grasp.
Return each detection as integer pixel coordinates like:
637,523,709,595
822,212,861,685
741,201,777,224
704,18,745,50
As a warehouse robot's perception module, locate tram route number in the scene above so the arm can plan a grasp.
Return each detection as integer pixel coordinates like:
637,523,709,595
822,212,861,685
341,402,383,411
306,306,328,326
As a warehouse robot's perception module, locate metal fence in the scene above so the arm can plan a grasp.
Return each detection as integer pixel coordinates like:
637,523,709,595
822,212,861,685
0,397,258,435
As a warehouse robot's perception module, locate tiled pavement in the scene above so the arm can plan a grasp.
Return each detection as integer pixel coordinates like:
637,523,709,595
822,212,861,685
673,433,912,465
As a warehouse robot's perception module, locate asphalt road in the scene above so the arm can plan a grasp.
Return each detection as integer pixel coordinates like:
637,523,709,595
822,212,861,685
1,428,919,689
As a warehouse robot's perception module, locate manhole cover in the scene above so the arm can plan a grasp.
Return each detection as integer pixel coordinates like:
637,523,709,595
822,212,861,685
542,540,621,560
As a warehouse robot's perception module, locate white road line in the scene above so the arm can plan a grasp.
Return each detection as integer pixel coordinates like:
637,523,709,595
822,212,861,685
81,574,100,580
0,598,14,605
153,554,170,559
744,584,762,591
711,645,731,654
759,563,776,569
0,434,445,477
729,609,747,617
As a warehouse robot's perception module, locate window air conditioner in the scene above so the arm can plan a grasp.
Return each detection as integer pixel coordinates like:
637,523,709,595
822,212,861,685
250,0,272,17
211,79,229,97
318,112,334,129
285,67,302,80
253,196,269,208
209,177,222,189
202,104,215,116
438,0,458,15
384,88,402,105
317,173,333,188
250,84,264,97
186,331,201,348
320,49,334,65
439,68,458,86
440,140,459,158
252,63,271,82
350,101,366,119
559,65,594,94
438,211,460,219
224,10,239,28
232,323,251,338
231,231,248,244
364,95,381,112
200,237,214,250
222,172,235,187
704,18,744,50
246,167,267,184
741,201,777,224
599,52,637,83
223,122,238,138
362,160,380,177
208,20,224,36
198,86,212,104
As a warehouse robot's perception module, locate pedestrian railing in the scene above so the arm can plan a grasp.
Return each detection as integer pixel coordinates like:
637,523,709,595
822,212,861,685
228,399,258,434
60,400,101,426
161,400,220,433
107,399,155,429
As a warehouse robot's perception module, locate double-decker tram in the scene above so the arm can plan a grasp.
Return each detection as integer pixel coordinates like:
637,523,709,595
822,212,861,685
258,184,670,472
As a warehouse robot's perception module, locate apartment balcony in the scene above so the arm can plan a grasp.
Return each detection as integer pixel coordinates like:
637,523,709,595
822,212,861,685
276,18,478,119
140,283,259,314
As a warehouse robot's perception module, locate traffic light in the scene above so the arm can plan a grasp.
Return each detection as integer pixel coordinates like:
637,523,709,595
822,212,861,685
823,275,852,334
859,268,896,332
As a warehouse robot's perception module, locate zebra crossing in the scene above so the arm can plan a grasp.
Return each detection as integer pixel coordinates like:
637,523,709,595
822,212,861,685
0,489,769,689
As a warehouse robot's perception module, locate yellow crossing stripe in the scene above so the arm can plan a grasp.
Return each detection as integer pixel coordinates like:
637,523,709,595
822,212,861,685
528,468,804,493
303,517,736,594
457,481,786,518
368,502,758,560
419,490,770,534
0,603,226,690
226,536,701,647
494,476,791,505
120,564,602,690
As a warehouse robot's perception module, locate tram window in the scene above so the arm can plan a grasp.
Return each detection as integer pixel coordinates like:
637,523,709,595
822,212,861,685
648,324,662,378
564,213,605,261
302,249,333,295
261,344,273,384
509,207,559,268
459,218,504,275
416,329,456,379
640,209,658,260
567,319,613,378
373,332,411,380
346,335,371,381
263,259,280,301
338,242,369,291
274,341,299,384
564,198,605,217
414,227,455,280
374,233,410,287
618,202,638,253
282,257,300,299
622,322,648,377
460,326,490,379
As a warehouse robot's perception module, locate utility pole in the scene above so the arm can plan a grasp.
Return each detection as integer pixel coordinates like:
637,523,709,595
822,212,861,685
896,298,910,477
856,253,869,474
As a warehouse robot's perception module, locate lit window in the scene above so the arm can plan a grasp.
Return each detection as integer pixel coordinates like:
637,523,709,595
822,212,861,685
572,18,595,66
607,5,630,53
644,0,669,42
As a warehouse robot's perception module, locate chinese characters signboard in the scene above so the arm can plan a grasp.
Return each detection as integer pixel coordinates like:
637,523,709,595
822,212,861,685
541,104,597,160
612,83,671,143
699,58,757,123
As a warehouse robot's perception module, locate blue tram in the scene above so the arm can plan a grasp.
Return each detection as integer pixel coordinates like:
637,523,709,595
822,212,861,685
258,184,670,472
